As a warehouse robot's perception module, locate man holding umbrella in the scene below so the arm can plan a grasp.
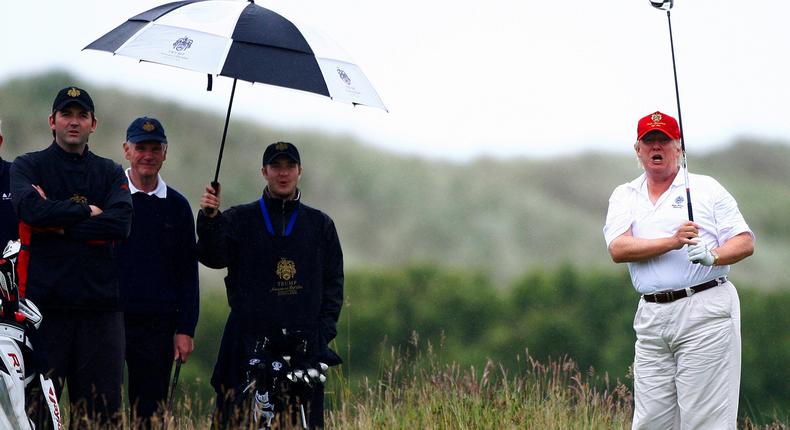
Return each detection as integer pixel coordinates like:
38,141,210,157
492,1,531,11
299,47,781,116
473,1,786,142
603,111,755,429
198,142,343,429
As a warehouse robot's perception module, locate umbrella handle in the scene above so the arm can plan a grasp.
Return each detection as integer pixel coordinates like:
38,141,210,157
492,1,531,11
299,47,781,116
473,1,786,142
204,182,221,217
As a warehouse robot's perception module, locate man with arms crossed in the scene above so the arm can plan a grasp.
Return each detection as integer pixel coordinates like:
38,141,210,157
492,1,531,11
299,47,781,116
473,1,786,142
604,111,754,429
10,86,132,425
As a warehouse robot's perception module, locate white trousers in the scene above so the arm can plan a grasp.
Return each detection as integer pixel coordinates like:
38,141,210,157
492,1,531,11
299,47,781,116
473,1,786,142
632,281,741,430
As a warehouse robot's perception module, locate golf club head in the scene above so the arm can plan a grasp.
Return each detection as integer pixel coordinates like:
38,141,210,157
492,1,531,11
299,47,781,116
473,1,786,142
650,0,673,10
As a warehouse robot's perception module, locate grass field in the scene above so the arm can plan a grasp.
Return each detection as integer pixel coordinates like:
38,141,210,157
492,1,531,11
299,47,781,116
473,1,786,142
325,348,634,429
57,346,787,429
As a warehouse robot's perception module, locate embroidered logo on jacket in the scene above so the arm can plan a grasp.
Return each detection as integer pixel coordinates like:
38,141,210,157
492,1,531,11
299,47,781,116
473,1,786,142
69,194,88,204
276,258,296,281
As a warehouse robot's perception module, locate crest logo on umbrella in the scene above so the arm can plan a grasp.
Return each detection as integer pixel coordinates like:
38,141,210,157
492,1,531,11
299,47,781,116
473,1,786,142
337,68,352,86
173,36,193,52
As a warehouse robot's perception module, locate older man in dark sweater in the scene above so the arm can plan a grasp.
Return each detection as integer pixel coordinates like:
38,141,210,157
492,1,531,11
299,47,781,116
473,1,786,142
116,117,199,426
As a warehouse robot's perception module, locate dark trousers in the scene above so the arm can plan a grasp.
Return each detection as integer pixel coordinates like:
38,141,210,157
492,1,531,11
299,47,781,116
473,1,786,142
124,313,177,426
30,310,125,428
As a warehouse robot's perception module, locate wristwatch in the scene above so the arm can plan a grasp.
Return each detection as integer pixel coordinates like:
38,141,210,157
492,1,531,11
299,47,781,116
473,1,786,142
711,250,720,266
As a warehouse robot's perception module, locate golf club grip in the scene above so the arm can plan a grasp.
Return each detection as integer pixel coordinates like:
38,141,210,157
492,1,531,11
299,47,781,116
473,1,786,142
204,181,221,216
686,186,705,264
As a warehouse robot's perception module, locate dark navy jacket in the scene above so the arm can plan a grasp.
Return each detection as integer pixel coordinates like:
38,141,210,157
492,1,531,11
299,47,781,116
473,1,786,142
117,186,199,336
10,142,132,310
0,158,17,247
197,190,343,391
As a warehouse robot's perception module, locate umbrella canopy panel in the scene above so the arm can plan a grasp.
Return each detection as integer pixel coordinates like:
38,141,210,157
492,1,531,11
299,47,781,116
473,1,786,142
85,0,385,109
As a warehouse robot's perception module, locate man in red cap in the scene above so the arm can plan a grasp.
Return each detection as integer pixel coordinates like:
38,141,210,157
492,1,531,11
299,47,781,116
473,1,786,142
603,111,755,429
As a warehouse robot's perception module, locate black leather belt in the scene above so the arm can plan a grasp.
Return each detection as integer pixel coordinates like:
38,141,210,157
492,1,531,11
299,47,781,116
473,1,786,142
642,277,728,303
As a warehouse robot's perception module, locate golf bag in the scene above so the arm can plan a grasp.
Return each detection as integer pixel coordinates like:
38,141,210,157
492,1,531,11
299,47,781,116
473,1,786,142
235,329,329,430
0,240,62,429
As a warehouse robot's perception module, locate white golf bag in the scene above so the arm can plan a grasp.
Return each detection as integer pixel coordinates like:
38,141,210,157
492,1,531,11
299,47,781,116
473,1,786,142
0,240,62,429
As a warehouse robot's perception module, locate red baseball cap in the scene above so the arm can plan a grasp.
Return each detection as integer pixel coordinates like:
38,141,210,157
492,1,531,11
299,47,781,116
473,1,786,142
637,111,681,140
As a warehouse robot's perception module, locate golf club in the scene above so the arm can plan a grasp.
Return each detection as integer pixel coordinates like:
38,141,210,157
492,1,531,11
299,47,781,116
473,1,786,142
650,0,694,222
167,358,182,418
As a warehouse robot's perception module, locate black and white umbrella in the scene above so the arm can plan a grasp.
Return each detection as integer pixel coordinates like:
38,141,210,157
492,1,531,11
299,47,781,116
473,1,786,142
85,0,386,183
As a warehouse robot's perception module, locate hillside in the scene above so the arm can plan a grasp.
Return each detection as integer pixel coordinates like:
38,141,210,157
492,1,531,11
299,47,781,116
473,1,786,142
1,71,788,288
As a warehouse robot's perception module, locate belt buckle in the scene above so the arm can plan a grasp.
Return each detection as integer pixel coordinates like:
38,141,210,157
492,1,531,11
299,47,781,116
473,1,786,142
655,291,672,303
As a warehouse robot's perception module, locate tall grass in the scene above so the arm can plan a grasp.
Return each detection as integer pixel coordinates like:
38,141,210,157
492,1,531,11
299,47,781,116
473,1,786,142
326,338,633,430
56,343,788,429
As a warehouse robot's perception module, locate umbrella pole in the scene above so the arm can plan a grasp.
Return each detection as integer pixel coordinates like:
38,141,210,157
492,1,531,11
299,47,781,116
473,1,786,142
213,78,238,186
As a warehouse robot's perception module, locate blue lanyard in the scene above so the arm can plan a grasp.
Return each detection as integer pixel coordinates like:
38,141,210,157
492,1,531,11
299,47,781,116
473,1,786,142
259,197,299,237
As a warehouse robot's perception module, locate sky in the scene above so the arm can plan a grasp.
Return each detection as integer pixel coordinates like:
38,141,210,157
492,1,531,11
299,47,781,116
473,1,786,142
2,0,789,160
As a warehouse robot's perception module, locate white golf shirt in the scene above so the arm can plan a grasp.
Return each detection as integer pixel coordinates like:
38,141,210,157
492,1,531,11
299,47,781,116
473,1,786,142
604,171,753,294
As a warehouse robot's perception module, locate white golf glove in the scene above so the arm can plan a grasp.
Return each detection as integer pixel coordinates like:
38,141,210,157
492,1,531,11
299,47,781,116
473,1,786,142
687,239,716,266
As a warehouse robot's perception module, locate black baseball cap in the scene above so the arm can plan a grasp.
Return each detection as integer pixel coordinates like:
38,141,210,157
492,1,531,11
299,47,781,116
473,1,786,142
126,116,167,144
52,86,95,113
263,141,300,165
